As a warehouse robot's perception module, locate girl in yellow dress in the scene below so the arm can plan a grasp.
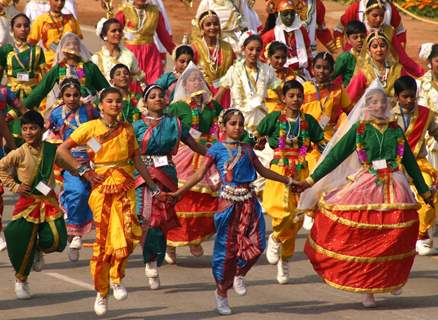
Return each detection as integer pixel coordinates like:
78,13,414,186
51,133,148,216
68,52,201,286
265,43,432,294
56,87,158,316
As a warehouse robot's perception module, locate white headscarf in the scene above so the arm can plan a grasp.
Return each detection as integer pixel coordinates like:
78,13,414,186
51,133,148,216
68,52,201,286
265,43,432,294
298,80,390,211
171,61,211,103
54,32,92,64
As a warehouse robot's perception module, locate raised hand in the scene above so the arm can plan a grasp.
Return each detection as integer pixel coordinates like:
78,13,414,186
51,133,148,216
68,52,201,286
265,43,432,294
254,137,267,151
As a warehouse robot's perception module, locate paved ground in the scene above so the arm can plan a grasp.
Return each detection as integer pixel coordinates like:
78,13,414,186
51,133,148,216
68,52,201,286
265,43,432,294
1,188,438,320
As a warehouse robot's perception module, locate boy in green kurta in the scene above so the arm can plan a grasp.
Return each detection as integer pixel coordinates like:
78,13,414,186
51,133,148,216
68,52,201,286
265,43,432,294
0,111,67,300
255,80,324,285
332,20,366,87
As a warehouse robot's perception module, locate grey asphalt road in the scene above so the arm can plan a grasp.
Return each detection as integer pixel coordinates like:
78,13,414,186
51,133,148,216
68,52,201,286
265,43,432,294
1,27,438,320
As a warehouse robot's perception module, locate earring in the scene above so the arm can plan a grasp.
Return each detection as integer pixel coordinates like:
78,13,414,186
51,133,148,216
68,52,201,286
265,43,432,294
103,36,108,41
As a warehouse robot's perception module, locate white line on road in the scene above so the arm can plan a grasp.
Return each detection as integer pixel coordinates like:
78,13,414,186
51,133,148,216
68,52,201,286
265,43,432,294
44,272,94,290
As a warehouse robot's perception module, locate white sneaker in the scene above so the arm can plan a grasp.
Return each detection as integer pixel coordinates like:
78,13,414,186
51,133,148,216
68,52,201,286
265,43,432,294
145,261,159,278
111,284,128,301
15,281,31,300
276,259,289,284
67,247,80,262
266,233,281,265
69,236,82,249
94,293,108,316
214,290,232,315
391,288,402,296
32,250,44,272
165,246,176,264
148,276,160,290
362,293,376,308
416,239,438,256
233,276,247,296
0,232,7,252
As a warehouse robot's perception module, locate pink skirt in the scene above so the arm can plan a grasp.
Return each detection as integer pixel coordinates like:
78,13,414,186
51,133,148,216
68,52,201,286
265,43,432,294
125,43,163,84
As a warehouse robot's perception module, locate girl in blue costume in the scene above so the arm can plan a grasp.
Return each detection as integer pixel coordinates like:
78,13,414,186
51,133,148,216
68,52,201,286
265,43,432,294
170,109,295,315
46,78,99,262
133,84,206,290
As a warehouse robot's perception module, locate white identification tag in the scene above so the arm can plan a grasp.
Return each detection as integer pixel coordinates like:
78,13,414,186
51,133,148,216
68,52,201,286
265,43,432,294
303,215,314,231
318,115,330,129
49,42,58,51
248,95,263,110
17,72,30,82
87,138,102,153
372,159,387,170
210,172,221,185
35,181,51,196
153,155,168,167
189,127,202,139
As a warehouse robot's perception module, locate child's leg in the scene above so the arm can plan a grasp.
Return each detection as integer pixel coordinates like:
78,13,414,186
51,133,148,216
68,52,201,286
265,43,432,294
90,244,111,297
38,218,68,253
272,215,302,260
4,218,38,281
143,227,167,265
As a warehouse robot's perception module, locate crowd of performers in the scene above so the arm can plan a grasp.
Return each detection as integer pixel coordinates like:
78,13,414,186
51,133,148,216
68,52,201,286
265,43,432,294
0,0,436,316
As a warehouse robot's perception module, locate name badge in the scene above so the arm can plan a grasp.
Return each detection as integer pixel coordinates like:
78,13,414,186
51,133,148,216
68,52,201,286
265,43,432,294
49,42,58,51
17,72,30,82
372,159,387,170
318,115,330,129
87,138,102,153
153,155,168,167
248,95,263,110
189,127,202,139
35,181,51,196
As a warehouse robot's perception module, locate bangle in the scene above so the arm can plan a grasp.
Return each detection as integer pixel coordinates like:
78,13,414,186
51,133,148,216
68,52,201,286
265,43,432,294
77,164,91,177
286,177,293,187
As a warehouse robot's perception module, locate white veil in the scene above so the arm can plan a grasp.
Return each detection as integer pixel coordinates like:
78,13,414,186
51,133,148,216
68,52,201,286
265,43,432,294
297,80,386,212
54,32,92,64
171,61,211,103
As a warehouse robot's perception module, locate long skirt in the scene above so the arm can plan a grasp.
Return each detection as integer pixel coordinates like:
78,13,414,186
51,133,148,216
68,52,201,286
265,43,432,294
305,169,420,293
125,43,163,84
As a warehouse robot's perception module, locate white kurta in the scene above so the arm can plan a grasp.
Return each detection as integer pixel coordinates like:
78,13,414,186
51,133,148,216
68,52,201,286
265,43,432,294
24,0,78,20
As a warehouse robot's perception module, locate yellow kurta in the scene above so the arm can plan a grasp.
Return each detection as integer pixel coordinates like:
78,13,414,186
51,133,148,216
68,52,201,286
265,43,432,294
28,13,82,67
69,119,141,296
301,81,351,171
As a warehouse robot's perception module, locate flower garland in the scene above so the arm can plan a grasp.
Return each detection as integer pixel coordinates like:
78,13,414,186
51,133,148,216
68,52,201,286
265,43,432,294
356,121,405,183
59,61,86,86
278,112,310,176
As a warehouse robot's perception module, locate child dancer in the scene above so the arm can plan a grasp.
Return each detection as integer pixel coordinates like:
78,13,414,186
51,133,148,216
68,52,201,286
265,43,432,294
256,80,324,284
109,63,141,123
155,44,194,104
1,111,68,299
392,76,438,256
56,87,157,316
301,52,351,171
134,84,206,289
332,20,366,87
46,78,99,262
28,0,82,68
170,108,294,315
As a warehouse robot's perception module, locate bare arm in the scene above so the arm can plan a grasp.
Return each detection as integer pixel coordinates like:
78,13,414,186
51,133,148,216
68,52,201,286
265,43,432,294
133,153,159,191
0,114,16,150
252,153,290,184
183,135,207,156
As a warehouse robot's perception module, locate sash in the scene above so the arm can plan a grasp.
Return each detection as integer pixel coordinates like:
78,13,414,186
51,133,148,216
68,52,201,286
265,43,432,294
30,141,57,196
273,25,308,68
404,105,433,158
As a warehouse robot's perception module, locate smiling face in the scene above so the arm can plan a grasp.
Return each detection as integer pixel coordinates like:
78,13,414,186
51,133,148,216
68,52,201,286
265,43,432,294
21,123,43,146
12,16,30,42
201,15,220,39
312,58,332,83
101,92,123,118
105,22,123,44
145,88,165,113
111,67,131,89
243,39,262,66
368,38,388,64
184,70,204,94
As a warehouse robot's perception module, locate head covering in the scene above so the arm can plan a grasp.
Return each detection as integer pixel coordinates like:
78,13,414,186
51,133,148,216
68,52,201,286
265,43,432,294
298,80,389,212
171,61,211,103
419,43,434,62
356,30,397,71
278,0,296,12
362,87,391,121
96,17,108,38
365,0,386,13
238,30,256,50
54,32,92,64
198,10,219,29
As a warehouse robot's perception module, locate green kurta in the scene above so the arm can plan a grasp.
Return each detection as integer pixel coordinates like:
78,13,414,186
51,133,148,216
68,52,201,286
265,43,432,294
332,51,357,87
23,61,110,108
310,121,429,195
121,93,141,123
167,99,222,136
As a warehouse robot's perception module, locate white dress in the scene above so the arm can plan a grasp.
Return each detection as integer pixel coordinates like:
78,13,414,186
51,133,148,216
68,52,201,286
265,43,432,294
24,0,78,20
0,6,18,46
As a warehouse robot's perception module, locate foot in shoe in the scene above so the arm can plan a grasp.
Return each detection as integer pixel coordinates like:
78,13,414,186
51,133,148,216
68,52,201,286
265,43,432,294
165,246,176,264
416,239,438,256
276,259,289,284
32,250,44,272
69,236,82,249
215,290,232,315
67,247,80,262
148,276,160,290
233,276,247,296
15,281,31,300
145,261,159,278
362,293,376,308
266,233,281,265
112,283,128,301
189,244,204,257
391,288,402,296
94,293,108,316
